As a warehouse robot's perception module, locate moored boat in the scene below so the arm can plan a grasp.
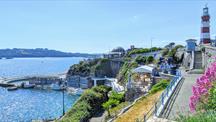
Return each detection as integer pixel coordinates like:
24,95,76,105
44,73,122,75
75,88,83,95
7,86,18,91
51,83,64,91
21,82,35,89
23,84,35,89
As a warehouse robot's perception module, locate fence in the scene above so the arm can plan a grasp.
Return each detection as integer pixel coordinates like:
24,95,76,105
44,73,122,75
143,70,182,122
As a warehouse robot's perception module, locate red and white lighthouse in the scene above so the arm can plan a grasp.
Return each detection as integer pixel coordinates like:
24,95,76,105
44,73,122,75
200,5,211,44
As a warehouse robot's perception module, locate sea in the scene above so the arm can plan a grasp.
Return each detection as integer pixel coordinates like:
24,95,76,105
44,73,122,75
0,57,84,122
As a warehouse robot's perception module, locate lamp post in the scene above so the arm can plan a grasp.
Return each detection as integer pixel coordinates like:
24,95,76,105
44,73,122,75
62,82,65,116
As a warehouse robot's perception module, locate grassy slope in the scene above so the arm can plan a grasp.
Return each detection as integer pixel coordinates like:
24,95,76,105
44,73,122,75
115,91,163,122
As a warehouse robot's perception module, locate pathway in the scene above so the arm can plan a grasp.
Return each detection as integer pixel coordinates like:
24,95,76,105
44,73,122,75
162,69,202,120
89,110,106,122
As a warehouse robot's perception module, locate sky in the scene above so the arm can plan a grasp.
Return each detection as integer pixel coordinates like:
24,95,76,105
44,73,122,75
0,0,216,53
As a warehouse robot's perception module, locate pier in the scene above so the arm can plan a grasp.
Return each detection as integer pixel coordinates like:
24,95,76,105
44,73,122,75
0,73,67,90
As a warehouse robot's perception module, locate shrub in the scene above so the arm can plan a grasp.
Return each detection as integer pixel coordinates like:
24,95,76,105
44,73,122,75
149,79,170,94
189,61,216,112
135,55,146,64
109,91,125,102
127,47,161,56
117,61,138,84
62,101,92,122
102,99,120,116
103,91,125,117
147,56,154,64
207,83,216,110
168,45,184,63
176,110,216,122
61,86,111,122
162,48,169,57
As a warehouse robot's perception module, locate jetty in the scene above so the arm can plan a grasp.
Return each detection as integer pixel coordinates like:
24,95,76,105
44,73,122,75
0,73,67,91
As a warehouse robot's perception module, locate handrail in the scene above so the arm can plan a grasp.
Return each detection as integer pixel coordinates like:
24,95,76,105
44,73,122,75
190,51,194,70
143,70,182,122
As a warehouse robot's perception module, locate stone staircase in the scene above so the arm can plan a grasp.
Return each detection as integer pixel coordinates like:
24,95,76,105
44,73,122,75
194,51,202,69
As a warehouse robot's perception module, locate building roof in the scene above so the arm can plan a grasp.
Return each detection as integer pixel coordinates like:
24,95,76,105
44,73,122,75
186,39,197,42
132,65,154,73
111,47,125,53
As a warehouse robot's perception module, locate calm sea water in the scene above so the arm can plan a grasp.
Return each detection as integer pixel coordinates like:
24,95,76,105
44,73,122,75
0,57,83,78
0,57,84,121
0,88,80,122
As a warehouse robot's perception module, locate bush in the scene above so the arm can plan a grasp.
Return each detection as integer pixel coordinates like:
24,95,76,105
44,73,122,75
103,91,125,117
61,86,111,122
189,61,216,112
149,79,170,94
117,61,138,84
162,48,169,57
147,56,154,64
168,45,184,63
109,91,125,102
176,110,216,122
127,47,161,56
135,55,146,64
102,99,120,116
207,83,216,110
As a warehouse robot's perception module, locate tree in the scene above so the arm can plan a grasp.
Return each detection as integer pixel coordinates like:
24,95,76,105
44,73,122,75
147,56,154,63
102,99,120,116
135,55,146,64
162,48,169,57
109,91,125,102
165,42,175,50
168,45,184,63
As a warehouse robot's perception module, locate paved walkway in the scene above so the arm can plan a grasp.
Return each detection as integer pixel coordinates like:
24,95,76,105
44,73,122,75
165,70,201,120
89,110,106,122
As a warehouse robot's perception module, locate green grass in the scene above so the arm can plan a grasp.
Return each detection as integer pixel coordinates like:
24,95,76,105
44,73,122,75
104,102,130,120
149,79,170,94
127,47,162,56
176,111,216,122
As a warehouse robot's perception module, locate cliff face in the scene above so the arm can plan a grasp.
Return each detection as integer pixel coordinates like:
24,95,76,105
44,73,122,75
67,58,123,78
67,61,91,77
94,59,123,77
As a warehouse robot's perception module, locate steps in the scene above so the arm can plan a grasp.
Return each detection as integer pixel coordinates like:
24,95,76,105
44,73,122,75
194,51,202,69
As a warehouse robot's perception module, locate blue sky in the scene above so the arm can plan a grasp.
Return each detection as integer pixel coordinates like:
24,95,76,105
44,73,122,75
0,0,216,53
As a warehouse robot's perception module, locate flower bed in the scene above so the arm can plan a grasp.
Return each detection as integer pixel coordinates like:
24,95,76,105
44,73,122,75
189,61,216,112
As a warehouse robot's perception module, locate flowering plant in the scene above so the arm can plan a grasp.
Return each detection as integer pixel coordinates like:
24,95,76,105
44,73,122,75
189,58,216,112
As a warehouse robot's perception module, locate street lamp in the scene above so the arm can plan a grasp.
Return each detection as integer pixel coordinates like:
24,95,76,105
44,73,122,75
62,82,66,116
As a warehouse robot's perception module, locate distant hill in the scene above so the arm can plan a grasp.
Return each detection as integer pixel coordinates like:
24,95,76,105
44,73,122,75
0,48,101,58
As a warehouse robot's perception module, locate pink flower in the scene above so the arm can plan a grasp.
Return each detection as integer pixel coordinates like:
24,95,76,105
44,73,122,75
192,86,200,97
197,86,208,95
190,95,199,103
189,60,216,112
199,75,208,82
189,102,196,112
189,95,199,112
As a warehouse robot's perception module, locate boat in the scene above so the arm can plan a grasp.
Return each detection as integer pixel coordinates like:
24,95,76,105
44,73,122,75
23,84,35,89
0,83,15,87
75,88,84,95
7,86,18,91
5,57,13,59
51,83,64,91
21,82,35,89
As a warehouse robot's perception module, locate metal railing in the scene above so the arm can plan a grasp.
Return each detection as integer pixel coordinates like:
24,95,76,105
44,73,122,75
143,70,182,122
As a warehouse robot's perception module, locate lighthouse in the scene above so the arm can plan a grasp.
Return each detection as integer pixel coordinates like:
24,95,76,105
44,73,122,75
200,5,211,44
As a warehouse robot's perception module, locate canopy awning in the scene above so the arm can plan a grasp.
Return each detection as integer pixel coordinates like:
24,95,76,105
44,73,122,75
132,65,154,73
